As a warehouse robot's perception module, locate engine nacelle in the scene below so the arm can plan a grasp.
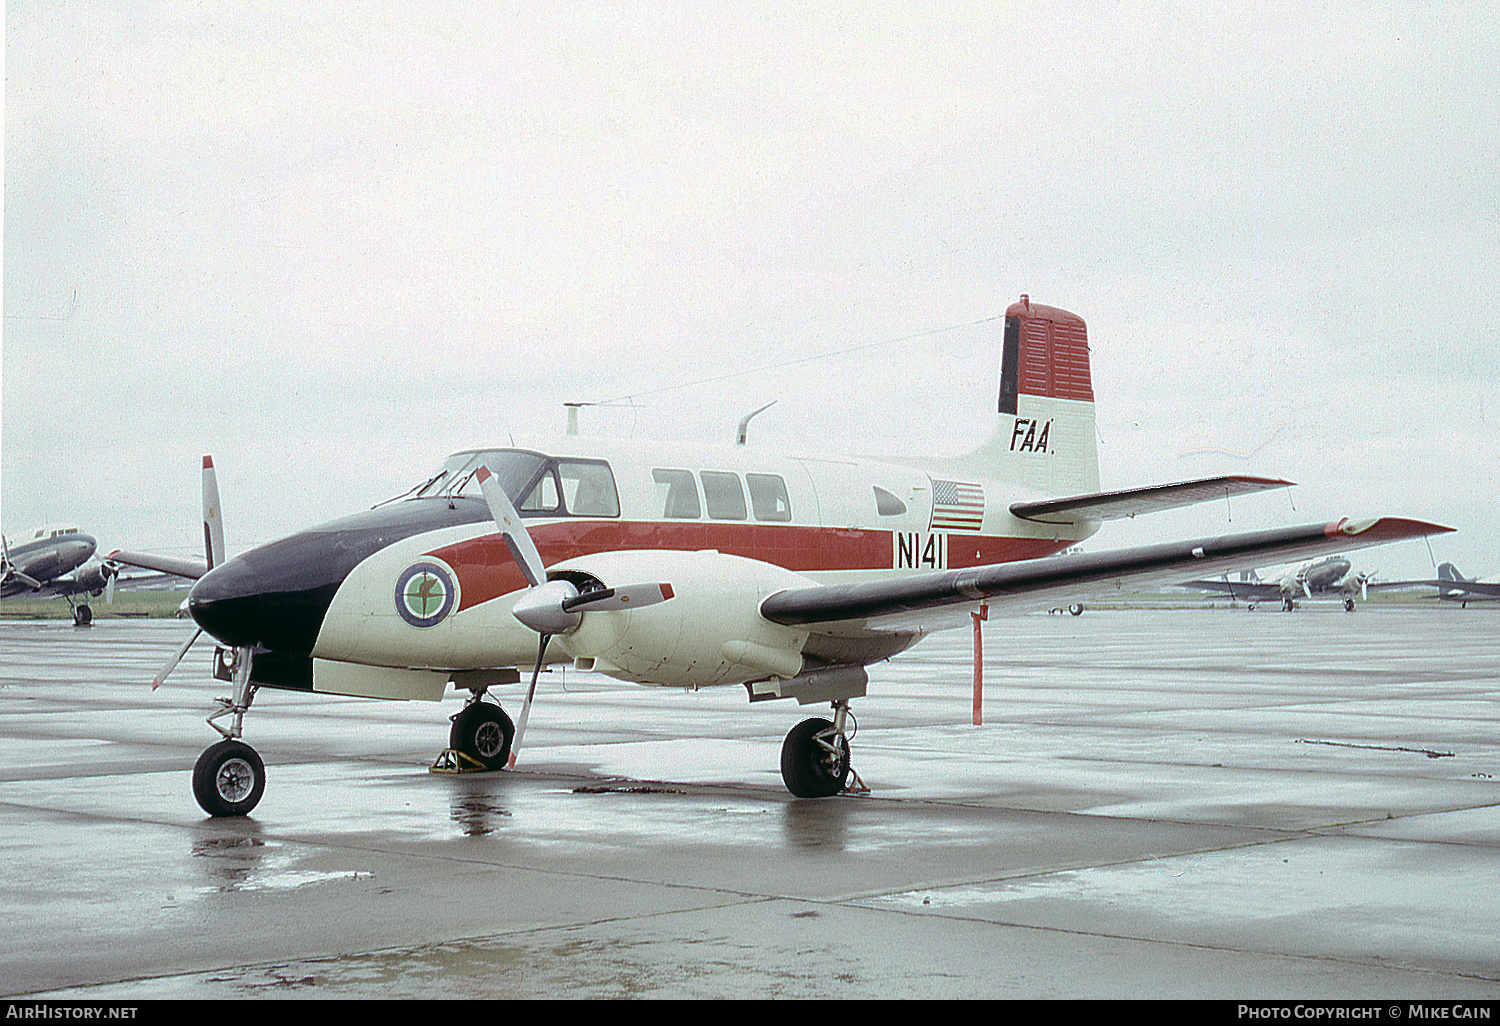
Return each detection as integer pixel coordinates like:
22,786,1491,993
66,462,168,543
545,549,814,689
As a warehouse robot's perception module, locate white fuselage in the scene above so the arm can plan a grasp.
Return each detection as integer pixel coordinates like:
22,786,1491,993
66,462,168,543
309,431,1099,695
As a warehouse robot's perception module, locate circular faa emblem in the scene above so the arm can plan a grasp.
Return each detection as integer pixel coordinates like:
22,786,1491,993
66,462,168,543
395,561,457,629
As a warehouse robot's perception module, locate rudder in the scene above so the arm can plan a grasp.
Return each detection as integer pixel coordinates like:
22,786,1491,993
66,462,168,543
965,296,1100,497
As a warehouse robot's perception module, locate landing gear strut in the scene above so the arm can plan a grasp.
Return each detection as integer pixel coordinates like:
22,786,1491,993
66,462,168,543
194,645,265,817
780,700,854,798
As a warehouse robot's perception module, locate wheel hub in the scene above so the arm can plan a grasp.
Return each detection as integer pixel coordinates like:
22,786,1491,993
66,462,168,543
216,757,256,803
475,720,505,759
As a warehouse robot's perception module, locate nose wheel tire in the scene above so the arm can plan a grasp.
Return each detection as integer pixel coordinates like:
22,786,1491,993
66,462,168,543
193,739,266,817
450,702,515,771
780,717,851,798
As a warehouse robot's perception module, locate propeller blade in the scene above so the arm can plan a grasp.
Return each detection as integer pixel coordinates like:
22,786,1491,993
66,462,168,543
105,567,117,604
508,633,550,768
202,456,225,571
153,628,202,690
561,582,674,613
474,465,546,588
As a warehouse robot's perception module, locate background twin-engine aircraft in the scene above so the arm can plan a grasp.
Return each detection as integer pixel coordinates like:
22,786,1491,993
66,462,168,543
1181,555,1392,611
110,297,1452,816
1,525,121,625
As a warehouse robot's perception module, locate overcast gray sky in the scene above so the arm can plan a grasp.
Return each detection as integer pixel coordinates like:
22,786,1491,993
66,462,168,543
5,2,1496,579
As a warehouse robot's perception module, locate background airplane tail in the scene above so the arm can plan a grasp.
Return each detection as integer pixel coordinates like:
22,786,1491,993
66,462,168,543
961,296,1100,497
1438,562,1467,582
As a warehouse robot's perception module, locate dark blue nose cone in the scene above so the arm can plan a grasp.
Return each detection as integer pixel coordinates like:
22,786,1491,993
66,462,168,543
188,499,491,654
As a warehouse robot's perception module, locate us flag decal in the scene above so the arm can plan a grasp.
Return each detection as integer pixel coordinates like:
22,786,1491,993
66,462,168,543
930,480,985,532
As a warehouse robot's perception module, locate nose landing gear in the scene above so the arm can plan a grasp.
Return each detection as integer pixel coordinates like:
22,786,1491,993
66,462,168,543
193,645,265,817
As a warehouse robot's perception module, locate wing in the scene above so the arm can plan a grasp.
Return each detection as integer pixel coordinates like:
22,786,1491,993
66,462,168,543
107,549,209,581
1177,579,1285,599
1009,475,1292,525
761,517,1451,634
3,577,72,599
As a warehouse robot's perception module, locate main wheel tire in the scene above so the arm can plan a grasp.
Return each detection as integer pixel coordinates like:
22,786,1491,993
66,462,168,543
450,703,515,770
780,717,851,798
74,604,92,626
193,739,266,817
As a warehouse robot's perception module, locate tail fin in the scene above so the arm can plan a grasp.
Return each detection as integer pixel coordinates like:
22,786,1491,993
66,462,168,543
1438,562,1466,582
962,296,1099,497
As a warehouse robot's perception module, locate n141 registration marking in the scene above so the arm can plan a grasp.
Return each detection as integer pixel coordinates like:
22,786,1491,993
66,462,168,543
895,532,946,570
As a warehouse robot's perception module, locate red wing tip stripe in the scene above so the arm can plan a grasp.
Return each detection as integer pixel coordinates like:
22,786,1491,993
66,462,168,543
1326,517,1455,539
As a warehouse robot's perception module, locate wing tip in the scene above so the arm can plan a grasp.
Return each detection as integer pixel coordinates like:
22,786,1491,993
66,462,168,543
1327,517,1456,539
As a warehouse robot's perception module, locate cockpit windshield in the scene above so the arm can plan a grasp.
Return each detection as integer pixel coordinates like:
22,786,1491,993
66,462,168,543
414,450,548,503
410,449,620,518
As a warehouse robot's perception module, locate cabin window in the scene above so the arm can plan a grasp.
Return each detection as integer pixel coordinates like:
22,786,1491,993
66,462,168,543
653,469,701,519
557,460,619,517
873,487,907,516
746,473,792,522
701,471,747,521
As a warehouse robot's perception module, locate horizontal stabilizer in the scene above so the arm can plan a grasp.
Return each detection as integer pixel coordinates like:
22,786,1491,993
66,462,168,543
760,517,1452,630
1010,475,1293,525
1401,578,1500,597
107,549,208,581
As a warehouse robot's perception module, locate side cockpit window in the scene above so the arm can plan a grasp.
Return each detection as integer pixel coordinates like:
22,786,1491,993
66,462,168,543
558,460,620,517
520,468,561,513
521,460,620,517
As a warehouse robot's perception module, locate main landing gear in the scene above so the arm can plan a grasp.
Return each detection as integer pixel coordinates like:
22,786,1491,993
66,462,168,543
780,699,859,798
447,696,515,771
68,599,92,626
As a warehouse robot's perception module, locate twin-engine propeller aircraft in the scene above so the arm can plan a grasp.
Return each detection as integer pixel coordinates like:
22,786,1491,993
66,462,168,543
2,525,121,624
112,296,1452,816
1180,555,1393,611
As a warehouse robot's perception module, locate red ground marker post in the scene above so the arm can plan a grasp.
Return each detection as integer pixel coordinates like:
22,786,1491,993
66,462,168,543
971,604,988,726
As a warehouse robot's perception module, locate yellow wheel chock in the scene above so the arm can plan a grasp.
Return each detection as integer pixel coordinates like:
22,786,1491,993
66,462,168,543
429,748,491,774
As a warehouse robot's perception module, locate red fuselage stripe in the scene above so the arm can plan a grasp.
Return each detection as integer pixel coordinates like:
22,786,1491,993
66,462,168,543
426,522,1070,612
